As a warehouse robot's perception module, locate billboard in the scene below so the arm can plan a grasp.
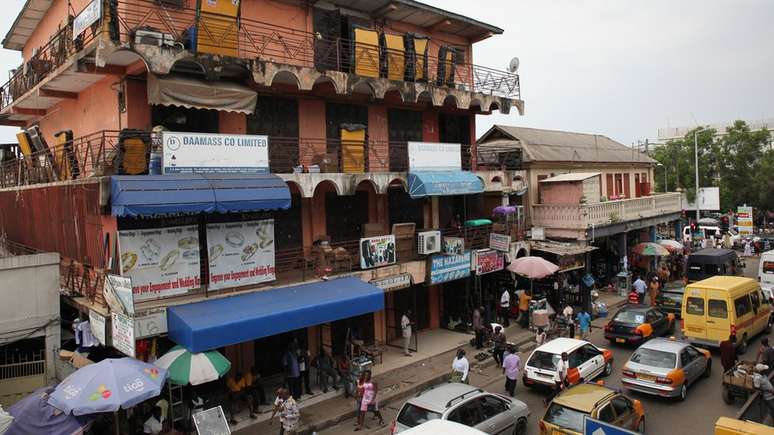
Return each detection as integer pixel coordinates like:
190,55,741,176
206,219,276,290
474,249,505,275
489,233,511,252
683,187,721,211
429,252,472,284
738,206,754,236
162,131,269,174
359,235,397,269
408,142,461,171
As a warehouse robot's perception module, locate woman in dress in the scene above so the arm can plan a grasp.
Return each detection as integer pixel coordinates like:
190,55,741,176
355,371,385,430
451,349,470,383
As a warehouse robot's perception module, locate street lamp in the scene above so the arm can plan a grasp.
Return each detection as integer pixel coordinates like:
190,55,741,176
656,163,666,192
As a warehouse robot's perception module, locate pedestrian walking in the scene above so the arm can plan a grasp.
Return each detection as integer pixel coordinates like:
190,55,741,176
401,310,415,356
576,309,592,340
493,326,507,366
271,388,299,435
753,364,774,422
355,371,385,431
562,304,575,338
451,349,470,383
744,239,753,257
535,327,547,346
502,345,521,397
633,275,647,304
500,288,511,327
758,338,774,373
545,352,569,406
518,289,531,328
472,306,484,349
720,335,737,373
649,277,660,306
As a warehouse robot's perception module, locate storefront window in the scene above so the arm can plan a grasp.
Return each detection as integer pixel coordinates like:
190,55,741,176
151,106,219,133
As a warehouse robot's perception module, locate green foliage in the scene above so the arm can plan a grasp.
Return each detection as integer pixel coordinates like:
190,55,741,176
651,120,772,211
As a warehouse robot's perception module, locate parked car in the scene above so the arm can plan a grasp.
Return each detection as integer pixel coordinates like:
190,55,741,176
621,338,711,401
604,305,675,345
656,281,686,317
523,338,613,389
686,248,741,282
539,383,645,435
398,420,488,434
760,250,774,302
391,383,529,435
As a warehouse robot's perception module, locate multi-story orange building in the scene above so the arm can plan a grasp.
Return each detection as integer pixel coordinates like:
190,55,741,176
0,0,523,387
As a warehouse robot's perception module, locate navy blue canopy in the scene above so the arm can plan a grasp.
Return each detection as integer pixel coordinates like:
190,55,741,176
111,174,291,217
167,277,385,353
408,171,484,199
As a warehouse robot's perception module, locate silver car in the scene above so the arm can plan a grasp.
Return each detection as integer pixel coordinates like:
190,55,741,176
621,338,711,401
392,383,529,435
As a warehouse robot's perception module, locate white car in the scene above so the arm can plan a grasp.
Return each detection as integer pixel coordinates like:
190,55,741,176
522,338,613,389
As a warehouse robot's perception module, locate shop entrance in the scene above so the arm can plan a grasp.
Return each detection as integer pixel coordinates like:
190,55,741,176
151,105,219,133
441,279,471,332
385,285,428,352
251,327,308,377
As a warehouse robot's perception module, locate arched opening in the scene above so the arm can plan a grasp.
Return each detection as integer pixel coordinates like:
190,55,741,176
469,99,484,113
416,90,434,106
516,248,527,258
388,177,424,230
351,80,376,98
383,87,404,104
270,70,302,91
488,101,502,113
443,94,459,108
312,75,339,96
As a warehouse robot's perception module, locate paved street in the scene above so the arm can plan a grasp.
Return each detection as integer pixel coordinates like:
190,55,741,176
319,256,763,435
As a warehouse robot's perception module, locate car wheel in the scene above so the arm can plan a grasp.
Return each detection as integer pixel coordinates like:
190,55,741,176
703,358,712,378
513,417,527,435
738,335,749,354
638,417,645,434
678,383,687,401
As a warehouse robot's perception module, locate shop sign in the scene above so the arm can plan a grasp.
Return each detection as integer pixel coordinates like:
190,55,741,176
737,206,754,236
558,254,585,272
103,274,134,315
474,249,504,275
111,312,135,358
408,142,461,171
73,0,102,40
370,273,412,291
118,225,201,301
489,233,511,252
206,219,275,291
134,308,168,339
162,131,269,174
359,235,397,269
429,252,472,284
531,226,545,241
88,310,107,346
443,237,465,255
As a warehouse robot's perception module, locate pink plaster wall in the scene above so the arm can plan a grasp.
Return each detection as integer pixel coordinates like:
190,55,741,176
422,110,439,142
298,99,326,166
541,182,583,205
368,105,388,171
219,112,247,134
21,0,89,61
122,78,151,130
240,0,311,32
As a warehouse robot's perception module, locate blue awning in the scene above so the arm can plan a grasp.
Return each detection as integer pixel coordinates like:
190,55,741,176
111,174,291,217
407,171,484,199
167,277,385,353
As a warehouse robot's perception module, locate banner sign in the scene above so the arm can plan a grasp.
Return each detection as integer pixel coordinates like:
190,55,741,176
134,309,168,339
111,312,135,358
443,237,465,255
474,249,504,275
118,225,201,301
360,235,397,269
73,0,102,40
162,131,269,174
429,252,472,284
89,310,107,346
408,142,461,171
103,274,134,315
206,219,276,290
489,233,511,252
370,273,412,291
737,206,754,236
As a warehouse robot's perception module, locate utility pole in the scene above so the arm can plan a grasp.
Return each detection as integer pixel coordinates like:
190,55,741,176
694,130,700,220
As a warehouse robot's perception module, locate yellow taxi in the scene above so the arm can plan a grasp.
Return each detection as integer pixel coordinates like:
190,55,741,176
539,383,645,435
715,416,774,434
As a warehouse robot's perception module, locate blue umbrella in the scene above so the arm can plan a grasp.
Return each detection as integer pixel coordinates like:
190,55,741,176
6,386,93,435
48,358,168,416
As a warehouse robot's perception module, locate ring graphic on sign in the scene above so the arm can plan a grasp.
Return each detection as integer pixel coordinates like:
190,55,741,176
167,136,181,151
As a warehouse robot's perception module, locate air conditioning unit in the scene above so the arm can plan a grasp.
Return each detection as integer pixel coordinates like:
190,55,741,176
134,30,182,49
417,231,441,255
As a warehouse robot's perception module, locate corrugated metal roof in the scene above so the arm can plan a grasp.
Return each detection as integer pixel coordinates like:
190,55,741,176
3,0,53,51
539,172,601,183
478,125,656,164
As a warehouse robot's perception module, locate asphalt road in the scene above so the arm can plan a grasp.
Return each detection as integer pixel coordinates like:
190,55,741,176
321,256,764,435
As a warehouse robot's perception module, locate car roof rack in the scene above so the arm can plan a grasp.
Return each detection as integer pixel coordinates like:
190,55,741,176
446,388,484,408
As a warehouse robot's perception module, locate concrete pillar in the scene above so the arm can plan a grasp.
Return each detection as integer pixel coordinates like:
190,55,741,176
219,112,246,134
431,197,440,229
298,99,327,167
373,309,387,344
367,105,388,171
674,220,683,241
307,326,320,357
44,323,60,383
429,285,441,329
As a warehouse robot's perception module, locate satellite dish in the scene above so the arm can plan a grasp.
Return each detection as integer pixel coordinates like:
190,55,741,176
508,57,520,73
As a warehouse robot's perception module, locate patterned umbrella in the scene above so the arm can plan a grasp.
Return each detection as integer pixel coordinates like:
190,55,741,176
154,346,231,386
631,242,670,257
506,256,559,279
658,239,684,253
48,358,167,416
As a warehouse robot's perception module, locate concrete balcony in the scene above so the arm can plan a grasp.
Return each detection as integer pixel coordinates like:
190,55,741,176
531,192,682,239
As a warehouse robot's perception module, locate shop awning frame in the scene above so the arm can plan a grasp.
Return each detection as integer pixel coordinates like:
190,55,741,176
110,173,291,217
407,170,484,199
167,277,386,353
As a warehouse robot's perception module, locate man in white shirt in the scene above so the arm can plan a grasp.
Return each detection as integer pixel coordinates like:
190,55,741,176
401,310,414,356
500,289,511,327
545,352,569,406
143,406,165,435
632,276,647,304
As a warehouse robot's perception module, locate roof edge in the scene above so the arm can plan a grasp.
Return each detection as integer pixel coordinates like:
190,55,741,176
3,0,53,51
395,0,504,36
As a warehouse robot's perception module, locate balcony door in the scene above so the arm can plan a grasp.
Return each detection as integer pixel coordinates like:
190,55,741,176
247,96,299,174
388,109,422,171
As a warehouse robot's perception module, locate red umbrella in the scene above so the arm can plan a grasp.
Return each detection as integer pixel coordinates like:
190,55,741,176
506,256,559,279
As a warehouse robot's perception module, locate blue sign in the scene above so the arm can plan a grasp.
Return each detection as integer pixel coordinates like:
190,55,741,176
429,252,472,284
583,417,640,435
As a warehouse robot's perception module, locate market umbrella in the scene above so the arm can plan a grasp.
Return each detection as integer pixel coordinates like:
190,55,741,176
631,242,670,257
155,345,231,386
506,256,559,279
658,239,684,253
48,358,168,416
6,387,93,435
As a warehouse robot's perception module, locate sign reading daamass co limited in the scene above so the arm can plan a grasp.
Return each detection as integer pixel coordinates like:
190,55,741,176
162,131,269,174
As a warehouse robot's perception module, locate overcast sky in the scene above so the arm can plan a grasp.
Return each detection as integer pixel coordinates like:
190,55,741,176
0,0,772,145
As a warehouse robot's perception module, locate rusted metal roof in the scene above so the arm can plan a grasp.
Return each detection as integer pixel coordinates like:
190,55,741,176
539,172,601,183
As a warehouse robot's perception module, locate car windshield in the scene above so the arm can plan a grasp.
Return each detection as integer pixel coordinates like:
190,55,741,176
397,403,442,428
528,351,560,370
613,310,645,324
544,403,586,433
630,348,677,369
